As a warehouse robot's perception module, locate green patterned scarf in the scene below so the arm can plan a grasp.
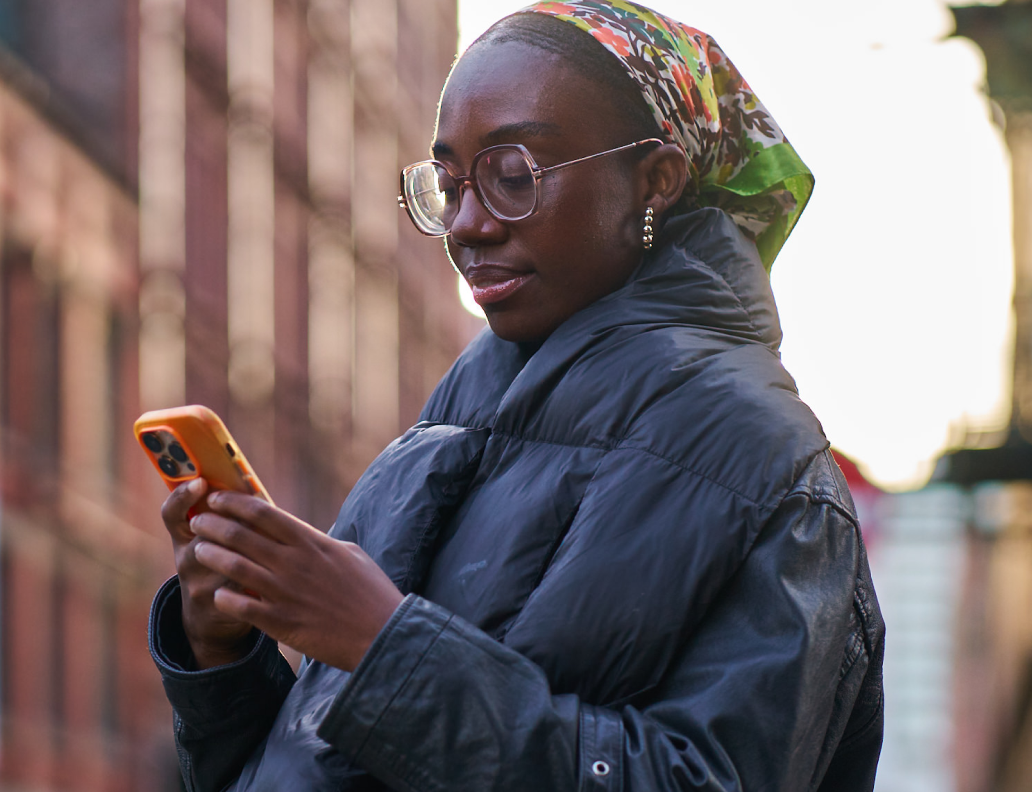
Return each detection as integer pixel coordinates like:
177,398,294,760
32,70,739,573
521,0,813,271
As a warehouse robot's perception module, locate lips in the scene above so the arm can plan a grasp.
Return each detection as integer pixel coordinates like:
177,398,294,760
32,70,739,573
464,265,533,306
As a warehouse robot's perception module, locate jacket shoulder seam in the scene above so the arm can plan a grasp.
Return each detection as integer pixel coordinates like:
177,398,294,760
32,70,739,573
785,452,856,525
614,442,762,506
788,489,858,526
490,430,619,452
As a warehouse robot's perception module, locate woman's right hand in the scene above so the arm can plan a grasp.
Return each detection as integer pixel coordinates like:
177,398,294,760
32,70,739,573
162,478,256,669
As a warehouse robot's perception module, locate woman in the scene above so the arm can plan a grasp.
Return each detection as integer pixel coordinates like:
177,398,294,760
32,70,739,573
150,2,884,790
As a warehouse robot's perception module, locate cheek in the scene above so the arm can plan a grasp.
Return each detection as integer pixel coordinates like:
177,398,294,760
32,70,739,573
538,207,642,317
562,187,639,265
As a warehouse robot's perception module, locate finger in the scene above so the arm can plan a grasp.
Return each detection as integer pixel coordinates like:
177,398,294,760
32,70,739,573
189,511,284,570
193,540,278,597
161,478,208,542
212,585,278,631
207,491,320,545
178,563,242,615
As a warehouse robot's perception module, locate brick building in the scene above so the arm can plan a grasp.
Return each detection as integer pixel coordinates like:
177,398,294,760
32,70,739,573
0,1,471,789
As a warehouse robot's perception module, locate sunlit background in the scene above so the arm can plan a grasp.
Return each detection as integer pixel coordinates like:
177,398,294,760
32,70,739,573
459,0,1015,491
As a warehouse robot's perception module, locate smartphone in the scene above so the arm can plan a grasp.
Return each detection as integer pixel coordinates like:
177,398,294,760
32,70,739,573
134,405,274,506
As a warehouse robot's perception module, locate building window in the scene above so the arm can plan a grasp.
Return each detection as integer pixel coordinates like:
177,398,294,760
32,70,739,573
1,248,61,502
49,556,65,745
0,543,10,722
99,581,119,739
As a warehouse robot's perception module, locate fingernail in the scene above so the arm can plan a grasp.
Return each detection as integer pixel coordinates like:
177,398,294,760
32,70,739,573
194,540,207,555
187,478,204,494
208,490,222,506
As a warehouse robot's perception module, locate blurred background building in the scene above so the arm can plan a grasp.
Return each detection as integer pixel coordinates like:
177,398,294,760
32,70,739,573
0,0,473,788
873,2,1032,791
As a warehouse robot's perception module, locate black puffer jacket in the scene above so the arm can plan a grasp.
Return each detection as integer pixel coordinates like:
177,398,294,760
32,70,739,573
151,208,884,792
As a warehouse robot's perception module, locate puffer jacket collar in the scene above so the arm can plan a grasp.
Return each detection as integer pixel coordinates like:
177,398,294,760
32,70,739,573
425,206,786,425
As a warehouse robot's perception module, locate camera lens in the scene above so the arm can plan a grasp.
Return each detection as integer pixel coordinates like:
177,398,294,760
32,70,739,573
168,442,189,463
142,432,164,453
158,456,180,477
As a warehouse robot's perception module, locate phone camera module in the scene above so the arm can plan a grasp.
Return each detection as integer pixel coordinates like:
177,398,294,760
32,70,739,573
158,456,180,477
142,432,164,453
167,442,189,463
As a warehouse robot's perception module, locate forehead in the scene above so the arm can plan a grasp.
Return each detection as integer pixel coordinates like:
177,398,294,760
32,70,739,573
436,40,618,151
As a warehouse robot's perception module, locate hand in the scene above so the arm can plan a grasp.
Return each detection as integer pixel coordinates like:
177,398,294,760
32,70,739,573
161,479,257,669
187,491,405,672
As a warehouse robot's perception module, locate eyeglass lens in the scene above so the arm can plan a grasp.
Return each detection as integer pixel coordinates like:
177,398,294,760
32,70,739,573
405,147,537,235
403,165,452,236
476,148,537,221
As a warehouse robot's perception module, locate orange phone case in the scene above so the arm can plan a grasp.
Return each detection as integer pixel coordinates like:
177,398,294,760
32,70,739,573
133,405,273,505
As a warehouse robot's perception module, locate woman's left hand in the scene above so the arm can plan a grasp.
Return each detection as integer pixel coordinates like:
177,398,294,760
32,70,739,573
188,490,404,672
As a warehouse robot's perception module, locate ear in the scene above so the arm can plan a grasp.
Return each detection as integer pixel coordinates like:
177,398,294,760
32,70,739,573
637,143,689,217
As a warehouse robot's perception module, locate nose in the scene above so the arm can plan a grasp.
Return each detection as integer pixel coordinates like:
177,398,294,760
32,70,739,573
448,182,508,247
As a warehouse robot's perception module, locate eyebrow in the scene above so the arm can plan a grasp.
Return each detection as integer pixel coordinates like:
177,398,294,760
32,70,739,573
483,121,562,146
431,121,563,159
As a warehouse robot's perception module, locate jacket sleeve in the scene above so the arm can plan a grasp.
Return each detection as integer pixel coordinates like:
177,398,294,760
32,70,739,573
149,576,298,792
315,487,876,792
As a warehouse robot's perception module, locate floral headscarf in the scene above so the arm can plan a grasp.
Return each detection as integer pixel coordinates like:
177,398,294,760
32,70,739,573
519,0,813,271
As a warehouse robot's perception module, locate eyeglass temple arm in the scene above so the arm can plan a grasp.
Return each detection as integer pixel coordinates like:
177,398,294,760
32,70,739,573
532,138,665,176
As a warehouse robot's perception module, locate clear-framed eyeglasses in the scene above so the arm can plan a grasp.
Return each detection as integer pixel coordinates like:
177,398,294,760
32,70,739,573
398,138,663,237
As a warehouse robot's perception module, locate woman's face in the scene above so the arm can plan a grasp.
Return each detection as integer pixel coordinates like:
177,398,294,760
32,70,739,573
435,40,647,344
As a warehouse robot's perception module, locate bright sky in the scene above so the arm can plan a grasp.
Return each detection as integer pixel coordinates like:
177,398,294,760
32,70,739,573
456,0,1014,490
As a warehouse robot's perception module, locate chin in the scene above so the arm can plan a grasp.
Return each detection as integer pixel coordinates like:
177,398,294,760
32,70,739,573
484,312,554,345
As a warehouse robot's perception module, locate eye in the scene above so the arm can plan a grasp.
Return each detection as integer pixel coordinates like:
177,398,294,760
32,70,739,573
489,158,535,194
433,168,460,203
496,171,535,192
